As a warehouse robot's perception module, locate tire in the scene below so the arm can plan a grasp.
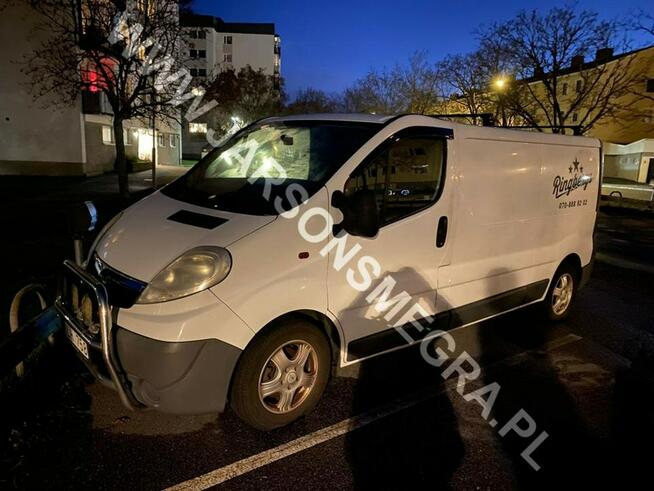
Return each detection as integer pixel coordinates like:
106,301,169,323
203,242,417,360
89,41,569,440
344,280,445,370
543,264,578,321
230,319,331,431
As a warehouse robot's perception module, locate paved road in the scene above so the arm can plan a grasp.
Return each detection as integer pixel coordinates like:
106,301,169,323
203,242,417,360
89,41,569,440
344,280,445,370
2,209,653,490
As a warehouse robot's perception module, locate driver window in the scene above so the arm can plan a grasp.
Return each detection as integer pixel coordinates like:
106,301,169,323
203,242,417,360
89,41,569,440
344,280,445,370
344,136,445,225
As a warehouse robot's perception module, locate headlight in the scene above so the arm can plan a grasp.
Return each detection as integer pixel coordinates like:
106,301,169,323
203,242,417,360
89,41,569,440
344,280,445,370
137,246,232,304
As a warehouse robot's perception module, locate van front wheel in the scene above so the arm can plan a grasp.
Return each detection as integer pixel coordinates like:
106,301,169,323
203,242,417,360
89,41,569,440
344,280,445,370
230,320,330,430
544,266,577,321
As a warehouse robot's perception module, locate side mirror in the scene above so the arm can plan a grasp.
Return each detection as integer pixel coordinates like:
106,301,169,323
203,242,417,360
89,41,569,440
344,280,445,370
332,190,380,238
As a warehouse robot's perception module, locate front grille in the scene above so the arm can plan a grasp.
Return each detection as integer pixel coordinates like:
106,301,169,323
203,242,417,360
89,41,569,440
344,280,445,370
88,255,147,308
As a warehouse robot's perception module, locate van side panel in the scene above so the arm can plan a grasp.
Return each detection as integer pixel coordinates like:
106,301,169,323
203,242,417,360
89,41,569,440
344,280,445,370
438,136,599,311
537,143,598,270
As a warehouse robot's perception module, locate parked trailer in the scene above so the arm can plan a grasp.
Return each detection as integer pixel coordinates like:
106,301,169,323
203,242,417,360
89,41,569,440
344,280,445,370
56,114,600,430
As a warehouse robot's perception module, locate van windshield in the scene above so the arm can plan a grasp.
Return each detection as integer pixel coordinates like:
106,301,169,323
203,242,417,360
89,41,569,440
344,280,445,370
162,120,379,215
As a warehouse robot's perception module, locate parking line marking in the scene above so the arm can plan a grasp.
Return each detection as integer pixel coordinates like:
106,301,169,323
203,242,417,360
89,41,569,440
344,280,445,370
164,389,436,490
165,332,582,490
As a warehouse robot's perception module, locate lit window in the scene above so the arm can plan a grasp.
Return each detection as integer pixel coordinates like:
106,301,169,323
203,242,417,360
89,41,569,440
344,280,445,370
224,35,232,44
102,125,114,145
137,0,155,16
189,122,207,134
123,129,136,145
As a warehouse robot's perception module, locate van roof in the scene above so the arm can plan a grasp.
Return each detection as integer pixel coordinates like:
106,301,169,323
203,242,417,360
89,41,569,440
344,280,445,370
264,113,396,124
264,113,601,147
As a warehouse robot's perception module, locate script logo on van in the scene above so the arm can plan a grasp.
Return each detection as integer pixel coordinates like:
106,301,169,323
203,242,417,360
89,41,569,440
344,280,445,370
552,158,593,199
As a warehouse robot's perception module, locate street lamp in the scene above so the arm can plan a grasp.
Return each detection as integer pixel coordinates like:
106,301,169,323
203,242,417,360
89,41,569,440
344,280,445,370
493,77,508,90
492,76,509,127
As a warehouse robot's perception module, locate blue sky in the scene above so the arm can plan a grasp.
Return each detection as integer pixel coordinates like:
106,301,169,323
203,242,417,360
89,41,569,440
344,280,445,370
193,0,654,97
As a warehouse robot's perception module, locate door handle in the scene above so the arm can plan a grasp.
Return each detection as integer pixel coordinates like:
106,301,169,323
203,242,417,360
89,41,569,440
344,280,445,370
436,216,448,248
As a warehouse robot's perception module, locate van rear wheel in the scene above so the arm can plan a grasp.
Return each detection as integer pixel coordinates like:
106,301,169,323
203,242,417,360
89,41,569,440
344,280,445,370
544,265,577,321
230,319,330,431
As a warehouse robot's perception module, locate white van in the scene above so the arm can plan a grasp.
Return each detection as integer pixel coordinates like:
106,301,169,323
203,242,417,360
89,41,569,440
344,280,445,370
56,114,600,430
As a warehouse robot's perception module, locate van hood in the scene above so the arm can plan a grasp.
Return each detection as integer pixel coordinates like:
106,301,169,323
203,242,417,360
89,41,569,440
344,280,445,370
94,191,276,282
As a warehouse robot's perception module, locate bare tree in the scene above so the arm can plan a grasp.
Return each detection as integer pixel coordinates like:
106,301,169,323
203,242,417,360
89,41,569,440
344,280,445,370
632,9,654,106
285,88,339,114
400,51,445,114
343,67,407,114
479,6,645,134
634,9,654,38
343,52,444,114
23,0,188,197
438,52,488,120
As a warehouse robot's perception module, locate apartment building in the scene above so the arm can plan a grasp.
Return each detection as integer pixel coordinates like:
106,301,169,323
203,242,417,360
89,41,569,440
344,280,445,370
526,45,654,144
181,13,281,83
180,13,281,158
0,2,181,177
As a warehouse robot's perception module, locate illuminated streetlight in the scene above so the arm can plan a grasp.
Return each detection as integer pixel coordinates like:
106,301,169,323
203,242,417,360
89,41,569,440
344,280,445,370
494,77,508,90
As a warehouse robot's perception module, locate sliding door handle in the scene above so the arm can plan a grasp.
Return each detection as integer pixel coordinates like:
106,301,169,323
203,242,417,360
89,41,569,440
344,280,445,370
436,216,448,248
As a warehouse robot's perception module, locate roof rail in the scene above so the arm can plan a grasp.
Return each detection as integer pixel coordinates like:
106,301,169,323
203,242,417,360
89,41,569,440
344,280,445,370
426,114,583,136
508,125,583,136
427,113,496,127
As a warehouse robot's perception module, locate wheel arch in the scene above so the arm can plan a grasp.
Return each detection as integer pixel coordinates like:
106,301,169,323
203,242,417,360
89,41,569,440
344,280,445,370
558,253,583,281
228,309,344,400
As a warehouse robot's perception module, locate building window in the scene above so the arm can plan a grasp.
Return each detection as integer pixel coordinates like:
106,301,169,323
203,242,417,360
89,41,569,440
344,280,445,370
647,79,654,93
190,68,198,76
102,125,114,145
198,50,206,58
123,129,136,145
224,35,232,44
562,83,568,95
198,68,207,77
572,112,578,122
189,122,207,134
170,134,178,147
158,133,165,147
224,54,232,63
198,29,206,39
188,29,197,39
190,49,197,58
576,80,582,93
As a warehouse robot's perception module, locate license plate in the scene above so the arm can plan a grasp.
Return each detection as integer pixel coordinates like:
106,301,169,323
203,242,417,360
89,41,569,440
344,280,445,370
66,325,89,359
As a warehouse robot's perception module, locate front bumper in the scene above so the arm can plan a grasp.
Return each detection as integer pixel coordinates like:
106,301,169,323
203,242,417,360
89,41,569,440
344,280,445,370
116,328,241,414
56,260,242,415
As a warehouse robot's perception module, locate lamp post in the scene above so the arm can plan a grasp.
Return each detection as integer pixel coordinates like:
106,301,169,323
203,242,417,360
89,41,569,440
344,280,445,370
150,74,157,188
492,76,509,127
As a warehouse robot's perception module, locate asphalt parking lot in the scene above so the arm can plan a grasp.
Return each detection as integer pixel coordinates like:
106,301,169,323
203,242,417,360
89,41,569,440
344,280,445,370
2,208,654,490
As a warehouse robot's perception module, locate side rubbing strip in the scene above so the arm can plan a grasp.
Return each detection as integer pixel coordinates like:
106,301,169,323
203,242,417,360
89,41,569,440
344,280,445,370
167,210,228,229
346,279,549,361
